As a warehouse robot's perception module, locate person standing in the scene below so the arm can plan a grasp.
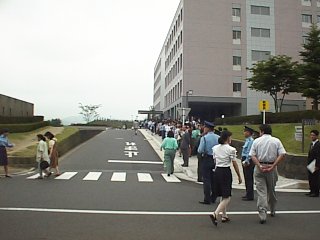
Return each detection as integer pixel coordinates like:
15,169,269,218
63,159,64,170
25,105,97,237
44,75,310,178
209,131,242,226
36,134,51,179
197,121,220,205
306,130,320,197
241,126,255,201
133,120,139,135
249,124,286,224
195,127,205,182
44,131,61,177
0,128,14,178
180,124,191,167
160,131,178,176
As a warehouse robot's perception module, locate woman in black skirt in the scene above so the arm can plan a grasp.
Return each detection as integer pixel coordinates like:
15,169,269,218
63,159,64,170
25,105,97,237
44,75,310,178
0,128,14,177
209,131,242,226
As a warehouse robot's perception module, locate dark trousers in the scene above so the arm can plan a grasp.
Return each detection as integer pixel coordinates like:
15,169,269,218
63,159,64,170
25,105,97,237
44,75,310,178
243,162,255,199
181,148,189,166
202,156,216,203
308,169,320,196
197,154,203,182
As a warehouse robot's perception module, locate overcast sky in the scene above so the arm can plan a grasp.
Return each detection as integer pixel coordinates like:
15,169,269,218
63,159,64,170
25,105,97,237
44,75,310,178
0,0,180,121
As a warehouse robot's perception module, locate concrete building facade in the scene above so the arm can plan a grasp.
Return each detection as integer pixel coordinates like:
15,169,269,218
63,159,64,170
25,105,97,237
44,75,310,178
153,0,318,120
0,94,34,117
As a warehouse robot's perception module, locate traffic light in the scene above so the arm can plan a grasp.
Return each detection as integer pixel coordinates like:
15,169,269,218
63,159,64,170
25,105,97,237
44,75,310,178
262,100,266,110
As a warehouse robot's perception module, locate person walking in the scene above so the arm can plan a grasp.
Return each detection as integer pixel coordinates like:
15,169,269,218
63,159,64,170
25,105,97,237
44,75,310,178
160,130,178,176
197,121,220,205
306,130,320,197
249,124,286,224
133,120,139,135
241,126,255,201
180,124,191,167
36,134,51,179
195,127,205,182
0,128,14,178
44,131,61,177
209,131,242,226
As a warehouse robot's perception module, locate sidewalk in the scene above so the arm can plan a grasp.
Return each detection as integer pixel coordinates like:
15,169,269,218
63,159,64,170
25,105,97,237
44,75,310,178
140,129,309,192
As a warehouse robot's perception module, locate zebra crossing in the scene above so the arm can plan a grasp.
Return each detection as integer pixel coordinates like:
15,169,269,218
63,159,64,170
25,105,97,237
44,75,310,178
26,171,181,183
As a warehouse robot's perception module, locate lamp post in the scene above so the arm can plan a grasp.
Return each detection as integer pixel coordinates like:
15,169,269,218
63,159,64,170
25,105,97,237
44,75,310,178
186,90,193,108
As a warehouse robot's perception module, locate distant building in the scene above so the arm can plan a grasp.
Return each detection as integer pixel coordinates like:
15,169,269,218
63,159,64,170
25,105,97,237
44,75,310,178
0,94,34,117
153,0,314,120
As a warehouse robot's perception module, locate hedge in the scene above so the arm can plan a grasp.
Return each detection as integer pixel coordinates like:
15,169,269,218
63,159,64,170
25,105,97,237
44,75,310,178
0,116,44,124
0,121,49,133
214,110,320,125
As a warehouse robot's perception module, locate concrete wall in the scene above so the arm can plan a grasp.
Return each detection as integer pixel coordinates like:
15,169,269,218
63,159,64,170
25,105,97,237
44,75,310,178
0,94,34,117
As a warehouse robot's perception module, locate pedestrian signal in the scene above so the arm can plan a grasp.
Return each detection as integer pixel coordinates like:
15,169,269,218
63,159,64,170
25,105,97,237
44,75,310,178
259,100,269,111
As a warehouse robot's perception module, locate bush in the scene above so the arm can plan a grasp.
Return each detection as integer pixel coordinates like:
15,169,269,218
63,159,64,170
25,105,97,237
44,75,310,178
215,110,320,125
0,121,50,133
0,116,44,124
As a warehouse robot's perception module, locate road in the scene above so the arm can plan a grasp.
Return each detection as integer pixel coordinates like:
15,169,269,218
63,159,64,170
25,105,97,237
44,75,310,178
0,129,319,240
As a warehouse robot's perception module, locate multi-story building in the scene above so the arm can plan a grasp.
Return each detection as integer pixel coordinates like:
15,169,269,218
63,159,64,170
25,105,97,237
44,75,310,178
153,0,318,120
0,94,34,117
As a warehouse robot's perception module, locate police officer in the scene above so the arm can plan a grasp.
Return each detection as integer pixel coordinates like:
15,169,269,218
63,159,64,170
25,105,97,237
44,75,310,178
241,126,255,201
198,121,220,204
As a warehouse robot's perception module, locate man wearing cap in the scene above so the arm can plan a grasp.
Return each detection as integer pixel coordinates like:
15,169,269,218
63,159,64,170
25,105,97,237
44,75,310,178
197,121,220,204
241,126,255,201
249,124,286,224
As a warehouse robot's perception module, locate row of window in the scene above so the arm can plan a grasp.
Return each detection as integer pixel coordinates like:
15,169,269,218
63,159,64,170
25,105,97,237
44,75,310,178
154,87,161,101
232,50,271,70
302,0,320,7
232,5,271,22
165,80,183,108
165,54,183,88
302,14,320,24
165,8,183,55
154,73,161,89
154,61,161,78
165,31,182,70
232,27,271,42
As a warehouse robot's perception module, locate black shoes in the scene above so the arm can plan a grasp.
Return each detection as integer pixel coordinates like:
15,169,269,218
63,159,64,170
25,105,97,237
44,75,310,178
209,213,218,226
309,194,319,197
181,164,189,167
260,219,266,224
199,201,211,205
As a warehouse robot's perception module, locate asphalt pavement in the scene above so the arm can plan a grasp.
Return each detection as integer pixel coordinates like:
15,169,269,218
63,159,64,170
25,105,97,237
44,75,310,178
0,129,319,240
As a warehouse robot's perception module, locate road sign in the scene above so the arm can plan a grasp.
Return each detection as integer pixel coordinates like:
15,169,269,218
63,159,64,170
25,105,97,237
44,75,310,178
177,108,191,125
259,100,270,111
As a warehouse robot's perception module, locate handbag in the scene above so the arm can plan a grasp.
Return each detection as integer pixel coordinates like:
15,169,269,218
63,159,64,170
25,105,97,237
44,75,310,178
40,160,49,170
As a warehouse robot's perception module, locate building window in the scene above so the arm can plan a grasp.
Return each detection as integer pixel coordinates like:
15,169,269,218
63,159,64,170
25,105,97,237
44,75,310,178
232,8,241,22
232,30,241,44
251,28,270,38
302,14,313,27
233,56,241,71
302,0,312,6
252,50,271,62
233,83,241,92
251,5,270,15
318,15,320,23
302,35,309,44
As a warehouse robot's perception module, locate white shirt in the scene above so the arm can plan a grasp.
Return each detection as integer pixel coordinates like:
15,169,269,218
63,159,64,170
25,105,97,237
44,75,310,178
36,140,50,163
212,144,237,167
249,134,286,163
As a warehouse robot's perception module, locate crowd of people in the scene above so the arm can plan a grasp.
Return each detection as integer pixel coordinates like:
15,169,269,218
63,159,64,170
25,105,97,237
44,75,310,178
153,118,320,226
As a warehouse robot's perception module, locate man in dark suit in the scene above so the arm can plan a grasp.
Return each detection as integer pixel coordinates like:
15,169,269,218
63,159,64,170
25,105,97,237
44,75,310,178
180,124,191,167
307,130,320,197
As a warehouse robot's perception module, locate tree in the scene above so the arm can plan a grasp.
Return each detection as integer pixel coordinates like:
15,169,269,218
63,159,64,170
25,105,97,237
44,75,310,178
298,24,320,110
79,103,101,123
247,55,299,112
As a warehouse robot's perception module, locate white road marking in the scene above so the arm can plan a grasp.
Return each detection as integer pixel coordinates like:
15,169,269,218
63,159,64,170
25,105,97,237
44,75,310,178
125,142,136,146
137,173,153,182
124,151,139,157
83,172,102,181
115,138,124,140
111,172,126,182
55,172,78,180
1,208,320,216
161,174,181,183
26,174,40,179
108,160,163,165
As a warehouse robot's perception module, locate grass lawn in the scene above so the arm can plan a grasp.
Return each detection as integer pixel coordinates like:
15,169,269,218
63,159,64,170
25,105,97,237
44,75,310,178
12,127,79,157
216,123,319,155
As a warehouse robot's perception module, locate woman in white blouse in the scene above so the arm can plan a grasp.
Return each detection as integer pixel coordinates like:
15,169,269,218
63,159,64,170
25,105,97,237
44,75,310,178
209,131,242,226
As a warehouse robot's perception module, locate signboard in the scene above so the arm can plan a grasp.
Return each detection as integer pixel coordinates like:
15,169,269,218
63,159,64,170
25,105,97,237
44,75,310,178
295,126,303,142
259,100,270,111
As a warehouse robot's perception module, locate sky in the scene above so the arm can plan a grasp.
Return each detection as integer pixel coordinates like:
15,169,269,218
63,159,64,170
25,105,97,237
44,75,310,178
0,0,180,121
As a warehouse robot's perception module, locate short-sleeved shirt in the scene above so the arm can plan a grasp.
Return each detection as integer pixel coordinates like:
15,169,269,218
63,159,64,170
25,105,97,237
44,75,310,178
249,134,286,163
197,131,220,155
212,144,237,167
161,137,178,150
